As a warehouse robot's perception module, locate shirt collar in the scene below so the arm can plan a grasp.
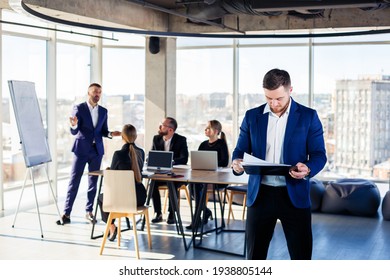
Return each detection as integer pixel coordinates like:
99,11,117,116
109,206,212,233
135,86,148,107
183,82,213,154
87,101,98,111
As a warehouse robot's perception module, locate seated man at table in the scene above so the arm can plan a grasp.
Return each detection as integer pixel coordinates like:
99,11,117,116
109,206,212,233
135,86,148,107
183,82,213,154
151,117,189,224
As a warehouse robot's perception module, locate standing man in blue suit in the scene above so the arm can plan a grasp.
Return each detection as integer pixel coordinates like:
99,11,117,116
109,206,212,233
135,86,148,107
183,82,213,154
57,83,121,225
232,69,327,260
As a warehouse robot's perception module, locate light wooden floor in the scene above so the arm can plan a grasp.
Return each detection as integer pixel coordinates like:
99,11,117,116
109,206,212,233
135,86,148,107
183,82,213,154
1,178,390,260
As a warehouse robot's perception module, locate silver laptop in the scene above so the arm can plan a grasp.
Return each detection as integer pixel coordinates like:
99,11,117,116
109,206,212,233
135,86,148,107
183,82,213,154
190,150,218,170
147,150,174,174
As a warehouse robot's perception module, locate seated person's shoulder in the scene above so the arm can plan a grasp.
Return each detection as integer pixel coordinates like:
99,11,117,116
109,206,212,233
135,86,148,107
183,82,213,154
176,133,187,141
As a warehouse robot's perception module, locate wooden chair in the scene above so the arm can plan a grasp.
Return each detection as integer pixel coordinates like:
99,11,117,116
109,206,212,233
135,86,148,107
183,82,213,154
99,170,152,259
225,185,247,224
162,184,191,214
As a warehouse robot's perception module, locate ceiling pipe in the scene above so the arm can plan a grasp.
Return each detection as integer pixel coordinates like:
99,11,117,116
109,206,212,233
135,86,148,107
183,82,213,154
125,0,245,34
250,0,389,12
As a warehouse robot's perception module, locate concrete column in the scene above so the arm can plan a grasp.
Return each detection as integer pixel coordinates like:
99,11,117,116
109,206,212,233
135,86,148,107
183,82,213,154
144,37,177,152
90,32,103,85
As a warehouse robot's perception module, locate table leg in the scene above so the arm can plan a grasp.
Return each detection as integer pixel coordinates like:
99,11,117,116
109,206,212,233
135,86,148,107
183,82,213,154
141,178,154,231
90,174,103,239
167,181,192,250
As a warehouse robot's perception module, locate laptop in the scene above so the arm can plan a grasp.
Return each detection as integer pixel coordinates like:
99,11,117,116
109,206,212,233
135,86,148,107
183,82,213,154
146,150,174,174
190,150,218,171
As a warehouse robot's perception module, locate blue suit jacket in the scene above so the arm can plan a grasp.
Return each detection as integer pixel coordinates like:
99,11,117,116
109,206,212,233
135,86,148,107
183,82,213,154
232,99,327,209
70,102,110,157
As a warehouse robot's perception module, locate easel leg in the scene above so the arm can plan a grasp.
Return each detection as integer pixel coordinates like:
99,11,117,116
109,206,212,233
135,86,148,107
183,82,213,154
12,164,59,238
12,169,29,227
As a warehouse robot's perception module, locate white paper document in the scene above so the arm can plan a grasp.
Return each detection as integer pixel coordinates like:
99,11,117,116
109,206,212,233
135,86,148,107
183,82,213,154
242,153,290,167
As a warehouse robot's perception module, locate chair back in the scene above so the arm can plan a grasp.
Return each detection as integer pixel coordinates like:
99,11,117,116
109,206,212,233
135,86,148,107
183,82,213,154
103,170,137,213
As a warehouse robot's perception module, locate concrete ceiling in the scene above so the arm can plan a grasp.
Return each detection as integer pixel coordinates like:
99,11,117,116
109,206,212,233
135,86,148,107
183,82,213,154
3,1,390,36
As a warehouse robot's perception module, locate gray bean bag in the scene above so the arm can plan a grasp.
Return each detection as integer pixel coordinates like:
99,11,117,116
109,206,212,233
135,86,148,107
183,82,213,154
381,191,390,221
321,178,380,217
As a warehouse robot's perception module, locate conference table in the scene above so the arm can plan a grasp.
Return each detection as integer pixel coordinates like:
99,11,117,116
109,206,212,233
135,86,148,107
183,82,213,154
90,166,249,255
144,166,249,255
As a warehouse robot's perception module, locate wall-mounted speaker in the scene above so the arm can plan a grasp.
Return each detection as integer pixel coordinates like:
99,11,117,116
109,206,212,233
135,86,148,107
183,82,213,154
149,36,160,54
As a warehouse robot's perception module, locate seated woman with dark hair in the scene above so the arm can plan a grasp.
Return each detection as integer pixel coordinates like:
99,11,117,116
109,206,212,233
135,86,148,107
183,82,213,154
98,124,147,241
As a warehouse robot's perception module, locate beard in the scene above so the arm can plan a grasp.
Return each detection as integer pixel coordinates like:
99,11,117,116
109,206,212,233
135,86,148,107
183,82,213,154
158,130,168,137
270,99,289,116
92,96,100,103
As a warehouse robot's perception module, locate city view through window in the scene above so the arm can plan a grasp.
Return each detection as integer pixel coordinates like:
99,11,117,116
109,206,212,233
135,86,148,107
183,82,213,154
1,10,390,201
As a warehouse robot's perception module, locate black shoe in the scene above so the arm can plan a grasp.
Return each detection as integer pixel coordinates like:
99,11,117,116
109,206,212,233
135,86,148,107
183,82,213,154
185,223,199,230
56,215,71,225
203,209,213,224
85,212,97,224
166,212,175,224
151,213,163,223
108,226,117,242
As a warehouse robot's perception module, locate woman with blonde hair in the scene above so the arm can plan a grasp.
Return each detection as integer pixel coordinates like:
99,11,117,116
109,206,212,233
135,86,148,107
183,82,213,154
98,124,146,241
186,120,229,230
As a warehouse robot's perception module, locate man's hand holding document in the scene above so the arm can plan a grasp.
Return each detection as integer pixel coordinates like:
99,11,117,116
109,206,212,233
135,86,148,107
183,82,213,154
240,153,291,175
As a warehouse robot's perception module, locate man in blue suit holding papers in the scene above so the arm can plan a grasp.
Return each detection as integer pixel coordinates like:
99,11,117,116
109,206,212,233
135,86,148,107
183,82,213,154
57,83,120,225
232,69,327,260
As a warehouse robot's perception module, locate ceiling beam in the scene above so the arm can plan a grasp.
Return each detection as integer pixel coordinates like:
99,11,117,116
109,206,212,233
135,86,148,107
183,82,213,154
9,0,390,35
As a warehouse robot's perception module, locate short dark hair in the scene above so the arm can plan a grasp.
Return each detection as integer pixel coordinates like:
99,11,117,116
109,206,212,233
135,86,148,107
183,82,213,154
88,83,102,89
166,117,178,131
263,69,291,90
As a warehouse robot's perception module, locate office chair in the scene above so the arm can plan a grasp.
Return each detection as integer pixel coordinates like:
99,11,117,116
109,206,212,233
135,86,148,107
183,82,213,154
99,170,152,259
225,185,247,224
162,184,191,214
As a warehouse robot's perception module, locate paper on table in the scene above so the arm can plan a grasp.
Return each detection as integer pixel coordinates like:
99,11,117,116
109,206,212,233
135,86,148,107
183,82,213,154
173,164,190,169
242,153,290,167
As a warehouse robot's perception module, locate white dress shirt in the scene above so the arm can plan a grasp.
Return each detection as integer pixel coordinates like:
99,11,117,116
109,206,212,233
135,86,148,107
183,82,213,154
163,137,172,151
262,98,291,187
87,102,99,128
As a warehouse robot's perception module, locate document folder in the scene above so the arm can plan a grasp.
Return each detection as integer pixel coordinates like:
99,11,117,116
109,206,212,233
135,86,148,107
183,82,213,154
242,164,291,176
241,153,291,176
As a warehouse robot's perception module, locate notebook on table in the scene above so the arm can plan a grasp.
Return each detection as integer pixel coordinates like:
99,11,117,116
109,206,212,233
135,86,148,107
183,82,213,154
190,150,218,171
146,150,174,174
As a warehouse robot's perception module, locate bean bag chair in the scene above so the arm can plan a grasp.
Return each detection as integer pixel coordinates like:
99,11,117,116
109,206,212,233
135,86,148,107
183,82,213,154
321,178,380,217
381,191,390,221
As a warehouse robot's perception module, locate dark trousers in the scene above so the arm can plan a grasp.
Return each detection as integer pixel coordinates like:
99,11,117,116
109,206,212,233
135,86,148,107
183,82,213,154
246,184,312,260
64,145,102,216
190,183,220,215
151,181,181,215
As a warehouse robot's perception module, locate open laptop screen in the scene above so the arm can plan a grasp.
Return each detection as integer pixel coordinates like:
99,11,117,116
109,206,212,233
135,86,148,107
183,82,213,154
190,150,218,170
147,150,174,173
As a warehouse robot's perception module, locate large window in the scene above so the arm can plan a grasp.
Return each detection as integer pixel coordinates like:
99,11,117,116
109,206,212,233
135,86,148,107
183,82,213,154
2,8,390,213
102,44,146,167
313,38,390,179
2,35,47,188
177,42,234,156
56,43,91,178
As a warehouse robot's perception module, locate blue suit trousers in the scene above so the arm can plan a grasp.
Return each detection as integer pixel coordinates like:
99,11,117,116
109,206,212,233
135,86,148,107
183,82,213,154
64,144,103,216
